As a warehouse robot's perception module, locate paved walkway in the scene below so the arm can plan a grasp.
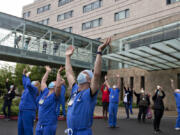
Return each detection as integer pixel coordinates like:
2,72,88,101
0,118,179,135
94,106,178,118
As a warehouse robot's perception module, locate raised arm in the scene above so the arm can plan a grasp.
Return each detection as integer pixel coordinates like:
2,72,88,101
91,38,111,95
65,46,75,89
41,66,51,91
22,69,27,88
170,79,175,90
55,66,64,97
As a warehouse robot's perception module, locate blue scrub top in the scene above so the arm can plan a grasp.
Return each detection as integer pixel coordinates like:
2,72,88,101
109,88,120,103
56,84,66,116
67,83,97,130
174,92,180,107
38,88,60,125
19,75,38,111
60,84,66,103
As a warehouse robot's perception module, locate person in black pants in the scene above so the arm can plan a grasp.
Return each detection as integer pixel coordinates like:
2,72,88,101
152,85,166,133
134,88,150,123
123,86,132,119
3,81,16,120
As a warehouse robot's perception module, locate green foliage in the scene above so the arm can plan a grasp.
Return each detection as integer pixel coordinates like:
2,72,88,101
0,66,14,91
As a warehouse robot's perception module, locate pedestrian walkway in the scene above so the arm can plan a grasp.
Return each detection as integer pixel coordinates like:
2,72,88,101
0,118,179,135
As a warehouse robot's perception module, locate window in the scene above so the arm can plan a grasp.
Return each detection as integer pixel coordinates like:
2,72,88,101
177,74,180,89
39,18,50,25
130,77,134,89
82,18,102,30
57,10,73,22
120,77,124,100
59,0,73,7
37,4,51,14
83,0,102,13
141,76,145,89
167,0,180,4
63,27,72,33
23,11,31,19
114,9,129,21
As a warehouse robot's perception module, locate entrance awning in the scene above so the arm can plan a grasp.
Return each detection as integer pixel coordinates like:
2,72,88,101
103,38,180,70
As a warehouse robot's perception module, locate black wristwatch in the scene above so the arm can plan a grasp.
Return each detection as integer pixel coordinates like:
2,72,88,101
96,51,102,55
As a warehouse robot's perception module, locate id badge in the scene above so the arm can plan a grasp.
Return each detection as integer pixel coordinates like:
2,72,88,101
39,99,44,105
112,95,114,98
68,99,73,106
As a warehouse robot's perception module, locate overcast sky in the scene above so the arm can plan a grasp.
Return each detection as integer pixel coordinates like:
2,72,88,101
0,0,34,67
0,0,34,17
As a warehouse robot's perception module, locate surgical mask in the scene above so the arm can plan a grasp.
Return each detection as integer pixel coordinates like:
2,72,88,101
31,81,36,86
10,85,14,89
77,72,87,85
77,70,93,85
141,89,144,93
48,82,55,89
113,85,117,89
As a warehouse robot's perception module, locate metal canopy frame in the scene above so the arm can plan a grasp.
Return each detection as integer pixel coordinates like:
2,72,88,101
103,38,180,71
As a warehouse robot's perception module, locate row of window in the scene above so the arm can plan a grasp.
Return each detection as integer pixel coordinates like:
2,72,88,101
38,8,129,32
38,18,50,25
82,18,102,30
83,0,102,13
37,4,51,14
24,0,180,19
23,11,31,19
57,10,73,22
63,27,72,32
59,0,73,7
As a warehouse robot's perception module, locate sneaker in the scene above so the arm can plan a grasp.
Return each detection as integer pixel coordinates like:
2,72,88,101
175,127,180,131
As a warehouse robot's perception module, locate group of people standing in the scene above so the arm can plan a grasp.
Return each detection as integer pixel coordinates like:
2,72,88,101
100,76,180,133
16,38,111,135
2,36,180,135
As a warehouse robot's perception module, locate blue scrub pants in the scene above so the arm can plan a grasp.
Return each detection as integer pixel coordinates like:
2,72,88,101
108,102,118,127
18,110,36,135
60,100,66,117
69,128,92,135
175,107,180,128
36,123,57,135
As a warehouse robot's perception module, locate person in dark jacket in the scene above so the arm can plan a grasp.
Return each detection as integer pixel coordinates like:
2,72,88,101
2,78,16,120
134,88,150,123
152,85,166,133
123,86,132,119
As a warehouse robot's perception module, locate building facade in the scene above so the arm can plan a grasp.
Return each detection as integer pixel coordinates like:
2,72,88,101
23,0,180,110
23,0,180,39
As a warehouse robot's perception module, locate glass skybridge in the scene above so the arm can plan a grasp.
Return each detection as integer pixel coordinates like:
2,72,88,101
0,12,108,70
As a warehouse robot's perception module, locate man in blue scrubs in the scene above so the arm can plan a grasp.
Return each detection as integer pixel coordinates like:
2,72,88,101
36,66,64,135
59,79,66,117
105,75,120,128
18,69,40,135
65,38,111,135
171,79,180,131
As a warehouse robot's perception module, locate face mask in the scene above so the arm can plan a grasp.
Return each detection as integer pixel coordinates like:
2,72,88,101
10,85,14,89
113,85,117,89
84,70,93,79
77,72,87,85
48,82,55,89
31,81,36,86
